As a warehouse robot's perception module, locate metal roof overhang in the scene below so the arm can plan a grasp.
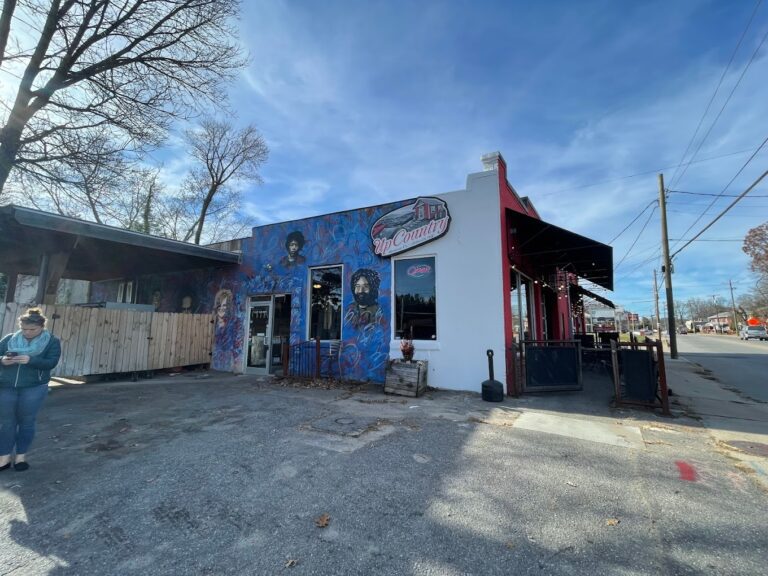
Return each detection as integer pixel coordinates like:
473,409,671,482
0,205,241,281
507,209,614,290
570,283,615,309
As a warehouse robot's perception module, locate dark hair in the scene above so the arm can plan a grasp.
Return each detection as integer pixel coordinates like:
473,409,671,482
350,268,380,298
285,231,305,250
19,307,46,327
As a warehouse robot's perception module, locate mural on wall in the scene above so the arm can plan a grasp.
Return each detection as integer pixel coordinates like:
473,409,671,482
204,203,407,382
197,196,446,381
211,287,241,371
345,268,382,328
214,289,233,329
280,231,306,267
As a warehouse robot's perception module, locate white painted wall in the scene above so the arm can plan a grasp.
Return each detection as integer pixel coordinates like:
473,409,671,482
389,168,506,393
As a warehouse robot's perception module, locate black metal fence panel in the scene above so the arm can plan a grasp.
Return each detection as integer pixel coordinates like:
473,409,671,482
288,340,341,379
523,341,582,392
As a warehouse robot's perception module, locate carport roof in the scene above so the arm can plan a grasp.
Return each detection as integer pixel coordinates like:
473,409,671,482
0,205,241,281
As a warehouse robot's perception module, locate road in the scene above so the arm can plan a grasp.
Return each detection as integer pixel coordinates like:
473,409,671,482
673,332,768,402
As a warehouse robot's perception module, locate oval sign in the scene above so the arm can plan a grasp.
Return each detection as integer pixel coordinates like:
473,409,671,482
407,264,432,278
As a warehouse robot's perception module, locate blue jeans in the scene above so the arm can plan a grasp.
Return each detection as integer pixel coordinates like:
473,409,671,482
0,384,49,456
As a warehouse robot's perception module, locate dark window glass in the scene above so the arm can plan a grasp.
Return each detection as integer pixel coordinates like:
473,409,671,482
395,256,436,340
309,266,342,340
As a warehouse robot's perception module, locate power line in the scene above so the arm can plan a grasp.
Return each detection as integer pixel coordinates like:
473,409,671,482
670,189,768,198
670,134,768,251
615,250,662,282
614,205,657,271
608,199,657,244
668,0,764,188
668,238,743,242
670,168,768,259
539,148,757,196
670,24,768,190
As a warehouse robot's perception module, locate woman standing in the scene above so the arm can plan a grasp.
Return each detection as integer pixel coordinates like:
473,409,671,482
0,308,62,472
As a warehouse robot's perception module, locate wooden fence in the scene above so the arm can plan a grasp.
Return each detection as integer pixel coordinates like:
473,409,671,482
1,303,214,378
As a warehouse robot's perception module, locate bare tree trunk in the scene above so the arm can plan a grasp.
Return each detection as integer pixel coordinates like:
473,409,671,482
0,0,17,66
0,0,62,195
193,184,218,244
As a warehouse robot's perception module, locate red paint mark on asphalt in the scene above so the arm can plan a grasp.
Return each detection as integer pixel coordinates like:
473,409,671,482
675,461,698,482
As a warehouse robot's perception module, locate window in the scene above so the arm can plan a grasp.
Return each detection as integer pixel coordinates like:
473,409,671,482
309,266,342,340
117,280,133,303
394,256,436,340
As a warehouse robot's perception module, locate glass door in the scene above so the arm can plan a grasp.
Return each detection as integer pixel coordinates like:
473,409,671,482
246,298,272,374
269,294,291,375
245,294,293,375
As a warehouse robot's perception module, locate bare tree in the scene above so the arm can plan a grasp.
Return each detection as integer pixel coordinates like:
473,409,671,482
109,166,166,233
0,0,246,198
179,116,268,244
743,221,768,276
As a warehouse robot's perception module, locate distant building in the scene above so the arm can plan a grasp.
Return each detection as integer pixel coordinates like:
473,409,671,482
706,312,732,333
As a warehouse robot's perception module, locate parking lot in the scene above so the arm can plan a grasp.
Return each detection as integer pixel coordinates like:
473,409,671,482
1,371,766,575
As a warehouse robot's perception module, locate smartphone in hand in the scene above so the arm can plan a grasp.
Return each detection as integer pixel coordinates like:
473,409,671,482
5,351,18,357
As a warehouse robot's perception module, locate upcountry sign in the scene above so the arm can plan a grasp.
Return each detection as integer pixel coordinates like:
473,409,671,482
370,197,451,257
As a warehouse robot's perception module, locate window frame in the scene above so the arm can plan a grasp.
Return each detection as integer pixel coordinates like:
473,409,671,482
392,254,438,342
307,264,344,341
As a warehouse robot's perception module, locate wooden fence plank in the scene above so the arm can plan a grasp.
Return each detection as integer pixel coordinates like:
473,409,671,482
69,307,87,376
80,308,99,375
91,309,107,374
3,304,213,377
106,309,120,373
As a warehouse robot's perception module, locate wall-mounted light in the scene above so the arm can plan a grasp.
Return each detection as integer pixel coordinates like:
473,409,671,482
312,283,322,289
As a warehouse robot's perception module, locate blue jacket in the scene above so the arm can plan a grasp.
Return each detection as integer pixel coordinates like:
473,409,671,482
0,333,62,388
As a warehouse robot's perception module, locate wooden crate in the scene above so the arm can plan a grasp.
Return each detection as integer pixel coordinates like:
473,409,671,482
385,360,428,397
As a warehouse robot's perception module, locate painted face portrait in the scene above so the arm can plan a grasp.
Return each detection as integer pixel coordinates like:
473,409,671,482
351,269,379,309
214,289,233,328
281,231,306,266
353,275,376,308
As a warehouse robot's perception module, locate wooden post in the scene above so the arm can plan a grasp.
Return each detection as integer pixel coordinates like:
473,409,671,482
3,270,18,303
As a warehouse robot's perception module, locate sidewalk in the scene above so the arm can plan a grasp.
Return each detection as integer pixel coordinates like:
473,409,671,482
663,355,768,491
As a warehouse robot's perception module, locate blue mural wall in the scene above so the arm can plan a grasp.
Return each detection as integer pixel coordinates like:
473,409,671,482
89,199,412,383
211,200,411,382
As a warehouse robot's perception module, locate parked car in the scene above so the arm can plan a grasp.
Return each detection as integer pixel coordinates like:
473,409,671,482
739,325,768,341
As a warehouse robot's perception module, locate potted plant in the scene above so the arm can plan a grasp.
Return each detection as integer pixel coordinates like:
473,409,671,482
400,338,415,362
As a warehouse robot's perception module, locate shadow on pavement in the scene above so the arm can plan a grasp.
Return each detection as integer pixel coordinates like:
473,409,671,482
0,372,765,574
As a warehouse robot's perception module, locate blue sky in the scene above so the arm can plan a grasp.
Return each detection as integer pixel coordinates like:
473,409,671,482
165,0,768,318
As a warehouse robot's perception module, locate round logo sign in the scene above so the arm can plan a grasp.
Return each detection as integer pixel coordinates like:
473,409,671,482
407,264,432,278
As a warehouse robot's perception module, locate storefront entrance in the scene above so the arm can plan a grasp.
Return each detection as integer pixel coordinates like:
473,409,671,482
245,294,292,375
511,271,536,343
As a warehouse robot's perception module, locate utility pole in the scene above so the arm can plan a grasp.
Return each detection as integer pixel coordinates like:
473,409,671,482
729,280,739,335
659,174,678,358
653,269,661,337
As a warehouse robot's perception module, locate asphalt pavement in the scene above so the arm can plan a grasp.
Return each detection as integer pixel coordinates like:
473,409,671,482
0,362,766,575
